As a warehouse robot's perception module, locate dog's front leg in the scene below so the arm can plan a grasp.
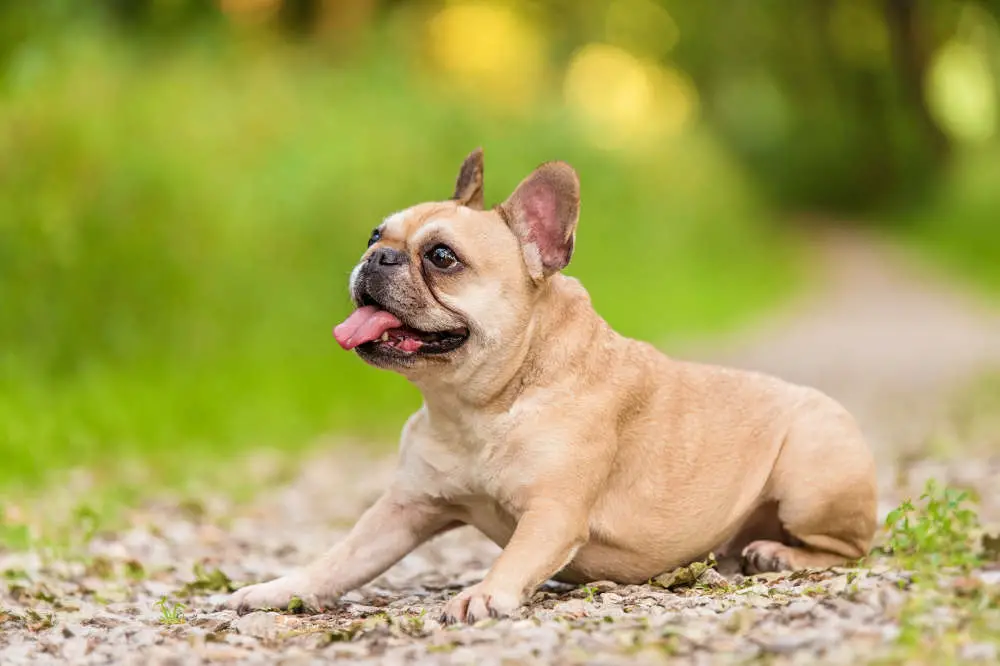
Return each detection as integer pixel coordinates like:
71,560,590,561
228,487,456,614
441,498,588,624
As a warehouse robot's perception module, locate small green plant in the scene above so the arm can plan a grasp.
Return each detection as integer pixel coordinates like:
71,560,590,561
2,568,28,582
404,609,427,634
582,585,597,603
427,642,458,654
883,479,981,572
652,553,718,590
124,560,146,581
154,596,186,625
179,562,236,597
877,479,1000,659
84,556,115,579
24,608,54,632
325,620,365,643
32,585,56,604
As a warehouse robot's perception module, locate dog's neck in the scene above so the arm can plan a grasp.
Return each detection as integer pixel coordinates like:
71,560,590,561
415,274,612,420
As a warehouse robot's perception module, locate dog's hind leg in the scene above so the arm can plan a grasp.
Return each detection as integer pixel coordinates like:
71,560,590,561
741,396,878,574
714,501,786,576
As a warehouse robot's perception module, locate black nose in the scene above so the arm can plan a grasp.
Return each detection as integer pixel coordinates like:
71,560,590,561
371,247,407,266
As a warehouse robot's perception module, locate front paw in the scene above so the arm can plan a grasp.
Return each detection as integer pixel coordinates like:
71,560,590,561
439,583,521,625
227,574,330,615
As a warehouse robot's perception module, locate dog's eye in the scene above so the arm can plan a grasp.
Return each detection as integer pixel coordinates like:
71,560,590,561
367,228,381,248
425,244,459,270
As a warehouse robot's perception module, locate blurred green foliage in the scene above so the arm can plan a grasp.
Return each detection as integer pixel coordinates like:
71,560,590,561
2,0,999,493
902,148,1000,295
0,30,796,490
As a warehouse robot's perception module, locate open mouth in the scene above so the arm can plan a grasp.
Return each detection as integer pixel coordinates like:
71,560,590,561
333,294,469,356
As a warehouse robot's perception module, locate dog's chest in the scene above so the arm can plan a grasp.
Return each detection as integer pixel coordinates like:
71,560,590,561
418,445,522,504
406,436,526,542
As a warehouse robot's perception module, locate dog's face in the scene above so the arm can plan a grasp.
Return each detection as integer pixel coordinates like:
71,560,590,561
334,149,580,382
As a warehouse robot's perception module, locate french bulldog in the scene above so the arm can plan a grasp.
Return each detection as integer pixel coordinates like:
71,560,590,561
228,148,878,623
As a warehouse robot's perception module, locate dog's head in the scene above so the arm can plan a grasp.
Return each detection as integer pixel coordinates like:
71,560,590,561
333,148,580,381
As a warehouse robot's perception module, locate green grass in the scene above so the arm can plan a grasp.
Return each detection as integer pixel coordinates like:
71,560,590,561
0,32,801,497
881,479,984,573
153,596,186,625
877,480,1000,664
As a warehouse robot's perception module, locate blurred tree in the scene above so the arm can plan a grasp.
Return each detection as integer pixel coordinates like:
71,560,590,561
393,0,968,213
0,0,992,217
278,0,320,35
885,0,951,163
278,0,378,46
661,0,963,214
102,0,220,34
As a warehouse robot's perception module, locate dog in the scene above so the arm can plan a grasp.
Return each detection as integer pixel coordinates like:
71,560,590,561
228,149,878,623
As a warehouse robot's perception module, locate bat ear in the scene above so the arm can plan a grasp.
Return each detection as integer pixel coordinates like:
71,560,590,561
451,147,484,210
500,161,580,279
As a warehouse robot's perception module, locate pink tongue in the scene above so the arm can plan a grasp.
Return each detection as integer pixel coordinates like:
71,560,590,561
333,306,403,350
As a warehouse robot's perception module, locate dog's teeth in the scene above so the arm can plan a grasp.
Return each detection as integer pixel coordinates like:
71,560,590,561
380,332,389,342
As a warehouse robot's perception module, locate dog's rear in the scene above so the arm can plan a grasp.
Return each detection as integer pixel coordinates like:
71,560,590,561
737,388,878,572
544,332,878,582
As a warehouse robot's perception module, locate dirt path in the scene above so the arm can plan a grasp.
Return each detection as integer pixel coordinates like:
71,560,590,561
699,227,1000,462
2,230,1000,665
692,228,1000,519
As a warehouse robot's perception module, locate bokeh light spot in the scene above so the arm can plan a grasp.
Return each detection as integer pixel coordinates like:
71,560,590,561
425,2,546,109
563,43,697,150
926,40,997,143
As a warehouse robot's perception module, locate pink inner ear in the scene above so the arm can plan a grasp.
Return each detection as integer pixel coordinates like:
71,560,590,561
522,184,566,268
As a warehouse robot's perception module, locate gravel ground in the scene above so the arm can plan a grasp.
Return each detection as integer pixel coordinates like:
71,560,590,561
3,230,1000,665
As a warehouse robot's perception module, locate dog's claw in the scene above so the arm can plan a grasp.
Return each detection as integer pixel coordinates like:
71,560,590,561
742,540,792,575
440,584,519,624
